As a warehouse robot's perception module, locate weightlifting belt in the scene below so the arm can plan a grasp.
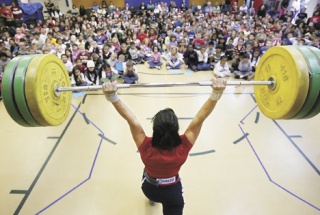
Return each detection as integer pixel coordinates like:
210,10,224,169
144,171,179,186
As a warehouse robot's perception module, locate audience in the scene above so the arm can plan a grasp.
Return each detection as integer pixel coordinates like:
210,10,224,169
0,0,319,96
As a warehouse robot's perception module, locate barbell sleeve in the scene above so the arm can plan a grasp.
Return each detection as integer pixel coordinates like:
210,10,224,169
56,81,275,92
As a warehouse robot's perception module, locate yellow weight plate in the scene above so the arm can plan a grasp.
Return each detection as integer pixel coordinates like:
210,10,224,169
25,54,72,126
254,46,309,119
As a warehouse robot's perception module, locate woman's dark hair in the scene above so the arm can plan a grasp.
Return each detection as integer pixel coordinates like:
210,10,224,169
151,108,182,150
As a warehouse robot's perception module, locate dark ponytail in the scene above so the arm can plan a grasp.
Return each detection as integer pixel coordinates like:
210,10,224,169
151,108,182,150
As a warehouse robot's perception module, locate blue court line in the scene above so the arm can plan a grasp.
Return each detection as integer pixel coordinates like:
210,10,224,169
12,103,81,215
82,94,87,104
238,124,320,211
233,133,249,144
35,104,107,214
10,190,28,194
98,133,117,145
289,135,302,138
46,137,59,139
272,120,320,175
240,105,258,124
255,112,260,124
189,150,215,156
83,113,90,125
250,93,256,103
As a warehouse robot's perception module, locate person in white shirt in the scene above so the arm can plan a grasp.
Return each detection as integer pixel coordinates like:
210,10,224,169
196,46,211,71
239,3,248,14
61,54,73,75
31,32,44,50
214,55,231,77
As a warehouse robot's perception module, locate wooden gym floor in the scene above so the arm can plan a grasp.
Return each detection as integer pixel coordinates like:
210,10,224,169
0,65,319,215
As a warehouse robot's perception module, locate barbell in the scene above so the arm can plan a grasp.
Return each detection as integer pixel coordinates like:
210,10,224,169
2,46,320,127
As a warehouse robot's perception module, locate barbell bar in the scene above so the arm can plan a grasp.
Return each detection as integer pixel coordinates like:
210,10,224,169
2,46,320,127
56,80,275,93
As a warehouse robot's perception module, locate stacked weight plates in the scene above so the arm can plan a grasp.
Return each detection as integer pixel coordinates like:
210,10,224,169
2,54,71,127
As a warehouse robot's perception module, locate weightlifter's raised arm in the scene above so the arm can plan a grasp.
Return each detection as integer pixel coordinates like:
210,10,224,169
102,81,146,148
184,77,226,145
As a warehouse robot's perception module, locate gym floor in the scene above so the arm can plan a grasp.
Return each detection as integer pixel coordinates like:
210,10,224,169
0,65,319,215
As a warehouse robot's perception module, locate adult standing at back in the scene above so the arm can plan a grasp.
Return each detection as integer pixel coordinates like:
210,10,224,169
102,77,226,215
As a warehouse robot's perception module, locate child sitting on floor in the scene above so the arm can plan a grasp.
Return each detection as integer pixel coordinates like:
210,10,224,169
122,60,139,84
166,47,183,70
234,53,253,80
214,55,231,77
99,63,119,84
115,54,126,75
148,46,163,69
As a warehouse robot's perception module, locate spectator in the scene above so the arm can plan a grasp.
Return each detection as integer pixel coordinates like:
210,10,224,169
128,42,143,64
122,60,139,84
61,54,73,75
85,60,98,85
183,44,198,71
115,54,126,75
195,46,210,71
166,46,183,70
214,55,231,78
234,53,253,80
71,68,91,87
117,43,132,61
77,45,91,65
99,63,119,84
10,2,23,20
71,5,79,16
250,49,261,72
148,46,162,69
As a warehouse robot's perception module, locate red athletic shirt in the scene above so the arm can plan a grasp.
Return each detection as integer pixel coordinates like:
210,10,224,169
138,134,193,179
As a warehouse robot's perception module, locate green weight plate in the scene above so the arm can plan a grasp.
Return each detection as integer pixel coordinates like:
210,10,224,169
13,55,41,126
2,56,31,127
293,46,320,119
303,47,320,119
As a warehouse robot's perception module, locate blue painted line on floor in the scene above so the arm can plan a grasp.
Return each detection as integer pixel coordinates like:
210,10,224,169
189,150,215,156
10,190,28,194
233,133,249,144
36,104,106,214
83,113,90,125
238,124,320,211
82,94,87,104
240,105,258,124
250,93,256,103
289,135,302,138
255,112,260,124
13,103,81,215
46,137,59,139
273,120,320,175
238,125,271,180
98,133,117,145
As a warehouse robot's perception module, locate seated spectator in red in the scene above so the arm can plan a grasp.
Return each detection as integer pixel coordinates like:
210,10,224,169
0,3,14,26
233,37,245,58
10,2,23,20
192,33,205,50
77,45,91,66
137,28,148,43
